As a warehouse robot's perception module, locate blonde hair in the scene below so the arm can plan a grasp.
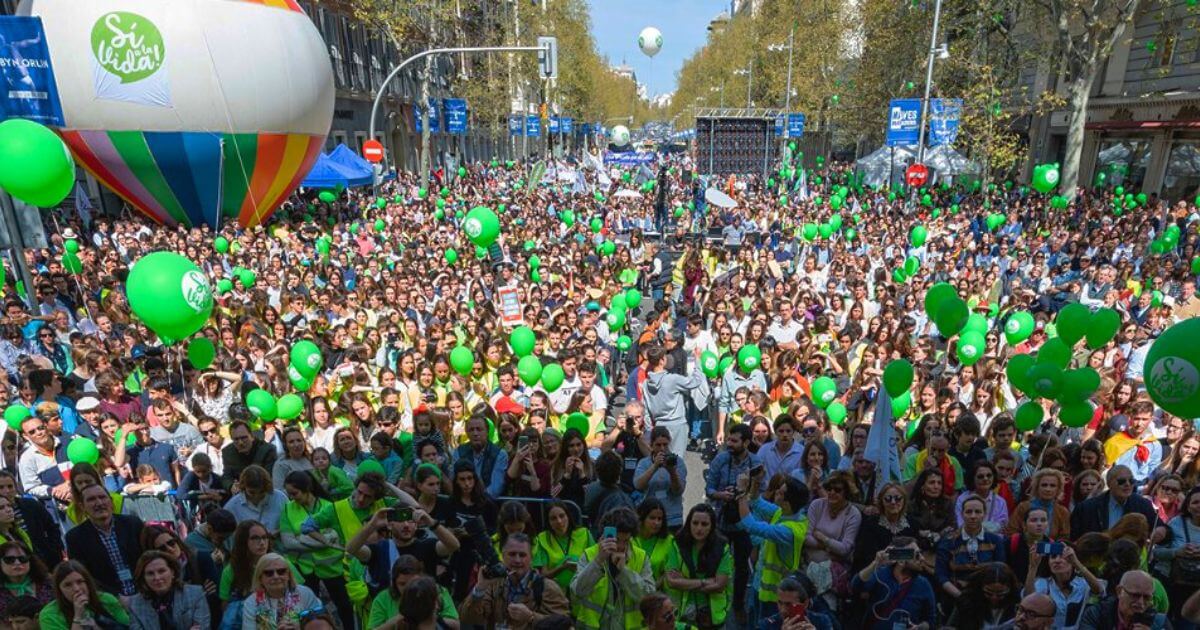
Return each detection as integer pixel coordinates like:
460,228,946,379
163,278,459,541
251,552,295,593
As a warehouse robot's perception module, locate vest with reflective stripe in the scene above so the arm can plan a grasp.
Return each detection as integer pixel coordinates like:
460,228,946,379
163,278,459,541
671,540,730,626
634,535,672,583
758,511,808,603
332,497,385,543
572,543,648,630
282,499,342,578
534,528,591,593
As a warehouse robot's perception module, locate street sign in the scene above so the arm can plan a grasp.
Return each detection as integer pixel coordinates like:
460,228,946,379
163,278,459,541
362,139,384,163
787,113,806,138
537,36,558,80
906,163,929,188
887,98,922,147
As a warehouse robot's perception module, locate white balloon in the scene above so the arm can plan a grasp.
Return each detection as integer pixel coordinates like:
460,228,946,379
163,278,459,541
611,125,631,147
638,27,662,58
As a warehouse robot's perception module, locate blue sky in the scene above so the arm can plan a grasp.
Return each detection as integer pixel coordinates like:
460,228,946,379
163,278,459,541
587,0,732,98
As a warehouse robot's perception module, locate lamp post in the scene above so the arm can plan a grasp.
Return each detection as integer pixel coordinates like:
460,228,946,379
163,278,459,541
768,25,795,113
915,0,948,165
734,62,752,108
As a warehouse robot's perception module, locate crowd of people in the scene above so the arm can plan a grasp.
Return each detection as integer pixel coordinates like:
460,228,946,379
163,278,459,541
0,151,1196,630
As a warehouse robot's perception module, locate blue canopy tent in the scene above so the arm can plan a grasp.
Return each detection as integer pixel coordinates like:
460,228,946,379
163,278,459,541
301,151,372,188
327,144,375,182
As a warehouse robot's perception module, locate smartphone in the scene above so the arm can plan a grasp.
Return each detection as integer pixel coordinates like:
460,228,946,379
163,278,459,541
782,603,807,621
1036,541,1064,556
389,507,413,523
749,464,765,477
602,526,617,540
887,547,917,561
517,435,529,450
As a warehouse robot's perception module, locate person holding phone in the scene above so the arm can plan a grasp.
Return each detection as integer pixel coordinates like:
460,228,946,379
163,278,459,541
570,507,656,630
850,537,937,630
735,468,810,626
343,505,460,582
1023,544,1104,630
759,576,835,630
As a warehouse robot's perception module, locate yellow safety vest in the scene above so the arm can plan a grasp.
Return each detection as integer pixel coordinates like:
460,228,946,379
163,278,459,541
281,499,342,578
669,540,731,627
634,535,672,584
534,528,592,594
67,493,124,525
758,510,808,603
572,543,648,630
332,497,385,543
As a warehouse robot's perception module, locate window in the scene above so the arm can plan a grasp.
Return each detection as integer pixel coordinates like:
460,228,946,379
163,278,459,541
1095,139,1152,189
329,45,345,88
1161,140,1200,205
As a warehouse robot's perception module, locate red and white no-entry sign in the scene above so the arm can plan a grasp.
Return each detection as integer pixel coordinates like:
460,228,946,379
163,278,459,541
362,140,385,163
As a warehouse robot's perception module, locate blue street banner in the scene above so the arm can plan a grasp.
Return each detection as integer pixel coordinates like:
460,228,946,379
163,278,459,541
0,17,65,126
414,98,440,133
603,152,656,165
787,113,806,138
561,117,573,134
442,98,468,135
508,114,524,136
774,115,785,137
548,116,560,134
525,114,540,137
929,98,962,146
886,98,921,147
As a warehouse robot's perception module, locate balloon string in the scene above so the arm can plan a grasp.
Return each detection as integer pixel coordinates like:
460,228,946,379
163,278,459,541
200,24,258,229
50,213,95,325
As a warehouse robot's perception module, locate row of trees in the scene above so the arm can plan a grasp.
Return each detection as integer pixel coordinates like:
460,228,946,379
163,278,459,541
669,0,1151,195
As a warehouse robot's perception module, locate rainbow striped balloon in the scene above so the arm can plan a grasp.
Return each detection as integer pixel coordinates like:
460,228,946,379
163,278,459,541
24,0,334,228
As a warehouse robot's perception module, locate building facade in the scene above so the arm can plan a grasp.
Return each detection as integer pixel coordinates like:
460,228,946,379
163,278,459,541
1023,0,1200,204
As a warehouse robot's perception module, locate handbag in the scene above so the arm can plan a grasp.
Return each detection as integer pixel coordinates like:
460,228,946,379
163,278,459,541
1170,523,1200,586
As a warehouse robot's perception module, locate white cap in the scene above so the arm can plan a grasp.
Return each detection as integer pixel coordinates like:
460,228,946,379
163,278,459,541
76,396,100,412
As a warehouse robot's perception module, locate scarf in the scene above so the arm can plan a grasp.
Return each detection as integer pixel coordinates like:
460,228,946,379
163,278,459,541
996,482,1016,513
1104,430,1147,465
916,450,957,496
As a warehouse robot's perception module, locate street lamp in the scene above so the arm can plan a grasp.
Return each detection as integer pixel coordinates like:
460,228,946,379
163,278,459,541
767,25,795,113
733,63,753,108
915,0,946,165
710,84,725,108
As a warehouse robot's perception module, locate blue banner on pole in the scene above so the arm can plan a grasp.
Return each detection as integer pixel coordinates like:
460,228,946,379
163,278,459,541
414,98,440,133
774,115,784,137
603,152,656,165
929,98,962,147
548,116,560,134
787,113,806,138
561,117,573,134
0,16,64,126
886,98,921,147
526,115,540,137
508,114,524,136
443,98,468,135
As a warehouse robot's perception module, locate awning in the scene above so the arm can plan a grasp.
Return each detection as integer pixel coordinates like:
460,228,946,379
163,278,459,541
1086,119,1200,131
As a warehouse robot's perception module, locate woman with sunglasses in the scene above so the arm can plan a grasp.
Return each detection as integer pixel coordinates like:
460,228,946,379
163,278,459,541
0,541,52,618
127,550,211,630
38,560,130,630
220,520,300,604
240,553,320,630
853,482,919,572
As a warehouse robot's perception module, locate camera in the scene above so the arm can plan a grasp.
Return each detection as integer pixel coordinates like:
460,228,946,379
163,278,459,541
749,464,765,477
463,516,507,579
389,507,412,523
664,453,678,467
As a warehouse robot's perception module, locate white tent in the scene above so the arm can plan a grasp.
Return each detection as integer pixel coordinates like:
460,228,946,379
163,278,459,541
855,145,917,188
925,145,982,183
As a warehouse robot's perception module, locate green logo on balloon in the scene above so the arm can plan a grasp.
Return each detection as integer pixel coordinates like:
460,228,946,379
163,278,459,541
1149,356,1198,404
91,12,165,84
463,218,482,239
1005,319,1019,334
181,271,212,314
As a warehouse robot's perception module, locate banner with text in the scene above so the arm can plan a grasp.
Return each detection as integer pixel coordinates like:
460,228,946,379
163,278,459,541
787,113,806,138
886,98,921,147
525,114,540,137
508,114,524,136
929,98,962,147
443,98,468,135
0,17,65,125
414,98,440,133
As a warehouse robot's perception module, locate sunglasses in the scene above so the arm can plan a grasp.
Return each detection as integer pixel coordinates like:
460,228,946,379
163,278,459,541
1114,477,1134,486
261,568,289,578
882,494,904,504
1,555,28,565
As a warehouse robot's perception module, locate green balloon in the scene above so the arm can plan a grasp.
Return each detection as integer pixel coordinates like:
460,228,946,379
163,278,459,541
510,326,536,357
811,376,837,409
904,256,920,276
934,297,969,337
605,309,626,330
475,245,488,260
826,401,847,426
374,219,386,232
1028,363,1064,399
560,209,575,226
963,313,988,337
287,365,312,392
216,279,233,294
3,405,30,431
417,187,428,199
591,217,603,233
357,460,385,478
957,331,985,366
1059,400,1094,428
187,337,215,370
61,253,82,274
444,248,458,264
1061,367,1101,402
66,438,101,465
600,240,616,256
440,186,450,198
127,252,213,343
892,268,908,284
891,391,912,417
449,346,474,376
1004,311,1035,345
1006,354,1037,396
1014,402,1043,432
318,191,336,203
528,255,541,270
213,237,229,253
541,363,565,392
882,360,913,398
802,223,818,241
246,389,278,421
700,351,719,378
517,355,543,386
0,118,75,208
718,355,734,375
818,223,834,239
290,340,323,378
1085,307,1121,350
1055,303,1091,346
737,345,762,372
924,282,957,316
238,269,256,289
1037,337,1072,369
1143,318,1200,418
616,335,632,352
463,206,501,247
910,225,928,248
276,394,305,421
624,288,642,309
436,198,446,210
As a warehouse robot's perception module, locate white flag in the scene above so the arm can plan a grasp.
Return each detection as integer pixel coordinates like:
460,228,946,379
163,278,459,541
865,394,903,482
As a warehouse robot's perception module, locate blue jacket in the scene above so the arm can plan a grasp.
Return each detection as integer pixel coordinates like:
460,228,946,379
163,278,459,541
453,442,508,498
850,566,938,630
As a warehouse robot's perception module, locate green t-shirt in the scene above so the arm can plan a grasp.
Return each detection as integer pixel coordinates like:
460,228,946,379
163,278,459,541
367,585,458,629
664,542,732,617
39,592,129,630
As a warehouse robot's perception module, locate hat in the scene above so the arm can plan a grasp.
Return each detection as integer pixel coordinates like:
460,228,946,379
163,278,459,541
61,228,78,240
76,396,100,412
493,397,525,415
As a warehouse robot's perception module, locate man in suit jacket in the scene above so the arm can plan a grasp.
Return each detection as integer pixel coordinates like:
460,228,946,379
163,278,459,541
1070,465,1158,540
65,484,144,596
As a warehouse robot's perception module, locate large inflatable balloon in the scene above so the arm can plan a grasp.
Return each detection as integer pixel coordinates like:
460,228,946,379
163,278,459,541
610,125,631,147
126,252,213,342
638,27,663,58
23,0,334,229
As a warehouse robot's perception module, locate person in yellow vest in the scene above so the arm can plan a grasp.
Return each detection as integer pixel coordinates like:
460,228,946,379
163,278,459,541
736,470,811,626
634,497,673,586
570,506,657,630
460,533,570,629
0,495,32,550
298,469,403,547
533,499,594,595
277,471,357,630
664,504,731,629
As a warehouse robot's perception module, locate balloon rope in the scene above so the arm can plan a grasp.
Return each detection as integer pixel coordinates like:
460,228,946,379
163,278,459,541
50,214,94,325
178,349,190,408
200,25,259,228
